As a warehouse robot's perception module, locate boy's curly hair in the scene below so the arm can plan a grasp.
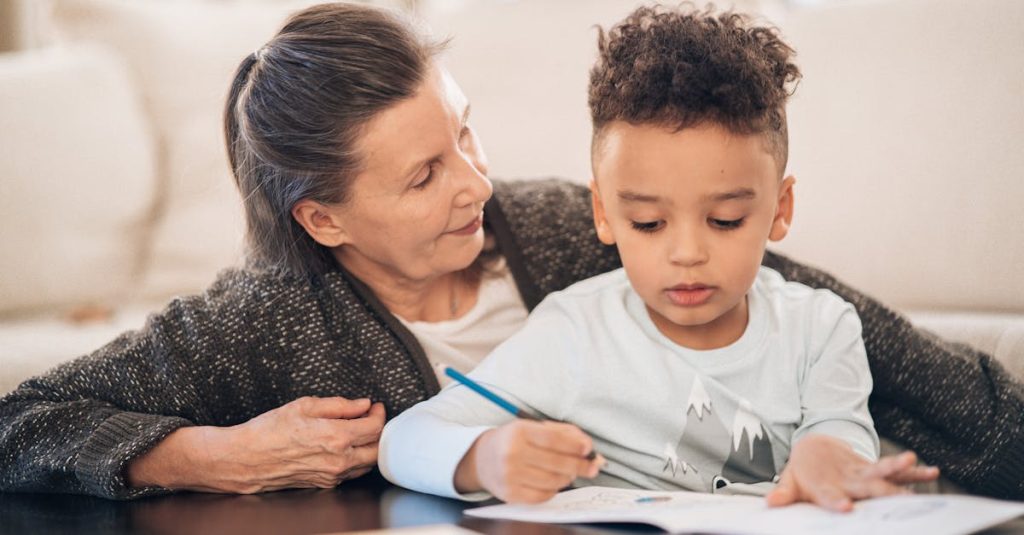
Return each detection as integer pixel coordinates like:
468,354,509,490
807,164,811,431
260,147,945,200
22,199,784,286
589,4,801,174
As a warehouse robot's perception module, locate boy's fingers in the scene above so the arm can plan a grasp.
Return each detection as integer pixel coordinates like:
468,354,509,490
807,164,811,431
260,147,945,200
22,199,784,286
515,464,576,493
585,454,606,478
886,465,940,484
847,477,909,499
523,447,594,479
809,485,853,512
864,451,916,478
525,423,593,457
765,474,799,507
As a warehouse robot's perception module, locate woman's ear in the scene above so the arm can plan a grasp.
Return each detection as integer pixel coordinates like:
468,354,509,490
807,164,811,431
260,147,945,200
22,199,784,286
768,175,796,242
291,200,349,247
589,179,616,245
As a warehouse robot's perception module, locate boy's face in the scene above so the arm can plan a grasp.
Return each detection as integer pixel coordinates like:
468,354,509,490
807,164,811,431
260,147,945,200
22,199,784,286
590,122,795,349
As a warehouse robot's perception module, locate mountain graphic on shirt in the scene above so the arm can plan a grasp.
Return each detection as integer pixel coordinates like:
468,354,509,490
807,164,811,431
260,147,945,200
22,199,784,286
664,376,730,489
718,401,777,485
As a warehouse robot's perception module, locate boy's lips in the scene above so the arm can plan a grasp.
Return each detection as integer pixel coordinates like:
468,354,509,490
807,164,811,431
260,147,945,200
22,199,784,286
665,283,715,306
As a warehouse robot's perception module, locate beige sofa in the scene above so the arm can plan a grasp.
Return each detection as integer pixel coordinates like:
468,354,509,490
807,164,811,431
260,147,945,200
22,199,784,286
0,0,1021,492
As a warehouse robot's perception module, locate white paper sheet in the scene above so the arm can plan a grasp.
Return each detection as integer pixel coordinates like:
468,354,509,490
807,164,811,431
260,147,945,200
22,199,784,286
465,486,1024,535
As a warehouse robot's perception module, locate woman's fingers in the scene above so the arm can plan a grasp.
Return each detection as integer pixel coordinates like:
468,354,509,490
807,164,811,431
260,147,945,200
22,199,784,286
218,396,389,493
298,396,373,419
343,403,387,447
327,403,385,447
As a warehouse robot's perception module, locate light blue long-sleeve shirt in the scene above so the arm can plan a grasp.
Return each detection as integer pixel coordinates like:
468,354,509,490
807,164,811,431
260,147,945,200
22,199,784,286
379,267,879,500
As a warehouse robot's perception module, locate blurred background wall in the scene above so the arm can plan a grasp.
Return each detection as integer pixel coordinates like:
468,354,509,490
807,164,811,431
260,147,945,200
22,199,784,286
1,0,1022,393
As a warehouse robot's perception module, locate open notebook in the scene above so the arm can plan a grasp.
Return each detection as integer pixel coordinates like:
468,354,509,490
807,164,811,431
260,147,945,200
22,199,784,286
465,486,1024,535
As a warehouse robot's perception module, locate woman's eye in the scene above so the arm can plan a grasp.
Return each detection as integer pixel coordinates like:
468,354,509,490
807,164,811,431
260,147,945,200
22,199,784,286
710,217,744,230
630,220,664,233
458,126,473,148
412,164,436,190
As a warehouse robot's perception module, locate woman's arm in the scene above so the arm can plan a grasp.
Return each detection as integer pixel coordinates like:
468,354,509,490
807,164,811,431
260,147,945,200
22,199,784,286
764,250,1024,499
126,397,383,494
0,273,385,499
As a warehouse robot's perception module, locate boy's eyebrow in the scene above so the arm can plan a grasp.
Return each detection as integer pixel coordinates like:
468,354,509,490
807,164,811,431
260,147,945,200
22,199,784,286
617,190,661,203
702,188,757,202
617,188,756,203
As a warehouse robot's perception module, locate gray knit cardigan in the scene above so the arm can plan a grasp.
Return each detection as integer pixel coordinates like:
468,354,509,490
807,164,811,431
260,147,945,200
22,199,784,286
1,179,1021,500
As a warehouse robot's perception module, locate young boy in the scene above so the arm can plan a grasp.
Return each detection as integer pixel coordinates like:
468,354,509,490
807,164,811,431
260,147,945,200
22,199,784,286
379,4,938,511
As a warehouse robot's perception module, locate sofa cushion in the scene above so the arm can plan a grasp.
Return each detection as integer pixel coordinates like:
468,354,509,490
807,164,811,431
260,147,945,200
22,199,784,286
908,311,1024,381
44,0,299,300
0,305,154,394
0,45,156,314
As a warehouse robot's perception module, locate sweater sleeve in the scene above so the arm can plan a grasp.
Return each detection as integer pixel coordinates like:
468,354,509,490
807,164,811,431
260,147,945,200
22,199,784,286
764,250,1024,499
0,288,244,499
792,303,879,462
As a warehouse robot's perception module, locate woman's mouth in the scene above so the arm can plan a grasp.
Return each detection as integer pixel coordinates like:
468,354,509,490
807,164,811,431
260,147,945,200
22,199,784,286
664,284,715,306
447,213,483,236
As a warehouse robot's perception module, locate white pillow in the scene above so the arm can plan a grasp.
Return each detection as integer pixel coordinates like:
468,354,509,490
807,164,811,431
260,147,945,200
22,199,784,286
44,0,295,299
0,45,157,314
46,0,405,299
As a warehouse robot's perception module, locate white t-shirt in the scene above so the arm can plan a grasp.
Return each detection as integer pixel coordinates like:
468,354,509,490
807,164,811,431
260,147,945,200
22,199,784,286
380,266,879,500
398,264,528,387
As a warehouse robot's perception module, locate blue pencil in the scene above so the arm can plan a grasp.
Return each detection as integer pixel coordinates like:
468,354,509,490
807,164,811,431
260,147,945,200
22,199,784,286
439,364,598,460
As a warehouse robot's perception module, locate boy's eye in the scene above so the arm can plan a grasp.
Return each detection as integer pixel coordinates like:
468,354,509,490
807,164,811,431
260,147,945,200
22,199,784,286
630,220,664,233
710,217,744,230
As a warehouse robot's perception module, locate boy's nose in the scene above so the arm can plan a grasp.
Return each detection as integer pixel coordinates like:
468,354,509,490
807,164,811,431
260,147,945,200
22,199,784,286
668,229,709,267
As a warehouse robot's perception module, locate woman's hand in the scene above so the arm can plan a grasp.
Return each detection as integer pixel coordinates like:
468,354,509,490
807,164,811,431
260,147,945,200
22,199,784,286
765,434,940,512
454,420,604,504
127,396,385,493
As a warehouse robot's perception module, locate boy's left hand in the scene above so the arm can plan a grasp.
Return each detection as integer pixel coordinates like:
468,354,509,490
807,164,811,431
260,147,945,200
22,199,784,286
765,434,940,512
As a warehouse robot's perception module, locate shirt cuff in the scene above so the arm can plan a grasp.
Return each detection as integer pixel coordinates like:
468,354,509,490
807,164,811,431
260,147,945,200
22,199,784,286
380,422,493,501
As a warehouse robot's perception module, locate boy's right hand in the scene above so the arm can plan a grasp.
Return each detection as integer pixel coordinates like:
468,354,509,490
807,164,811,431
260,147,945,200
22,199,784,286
454,420,605,503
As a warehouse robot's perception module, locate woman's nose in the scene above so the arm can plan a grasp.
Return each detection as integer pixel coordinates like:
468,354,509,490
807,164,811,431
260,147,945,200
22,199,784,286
453,153,492,207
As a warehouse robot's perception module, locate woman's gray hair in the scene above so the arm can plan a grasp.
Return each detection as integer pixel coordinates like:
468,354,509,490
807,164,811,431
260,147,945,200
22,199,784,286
224,3,445,278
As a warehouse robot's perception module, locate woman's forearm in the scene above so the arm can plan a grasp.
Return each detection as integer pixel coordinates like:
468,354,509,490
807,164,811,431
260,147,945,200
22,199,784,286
125,426,238,492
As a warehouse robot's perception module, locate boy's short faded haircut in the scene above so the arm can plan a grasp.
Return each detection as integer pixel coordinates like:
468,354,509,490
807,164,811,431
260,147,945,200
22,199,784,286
588,4,801,176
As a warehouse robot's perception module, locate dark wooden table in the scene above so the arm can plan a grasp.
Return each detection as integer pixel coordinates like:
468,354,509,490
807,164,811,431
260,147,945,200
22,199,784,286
2,472,1022,535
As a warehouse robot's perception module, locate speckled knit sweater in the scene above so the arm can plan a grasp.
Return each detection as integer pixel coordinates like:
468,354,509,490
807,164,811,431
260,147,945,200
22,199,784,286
1,179,1022,500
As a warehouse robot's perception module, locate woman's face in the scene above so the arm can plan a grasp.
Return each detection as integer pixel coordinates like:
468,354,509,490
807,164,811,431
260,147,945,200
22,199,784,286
324,64,492,283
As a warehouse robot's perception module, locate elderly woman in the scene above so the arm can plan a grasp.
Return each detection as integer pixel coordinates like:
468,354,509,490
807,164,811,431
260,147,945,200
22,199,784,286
0,3,1021,501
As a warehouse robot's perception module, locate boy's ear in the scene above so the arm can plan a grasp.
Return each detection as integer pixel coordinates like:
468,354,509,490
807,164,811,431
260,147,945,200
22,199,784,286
589,179,616,245
292,200,349,247
768,175,796,242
